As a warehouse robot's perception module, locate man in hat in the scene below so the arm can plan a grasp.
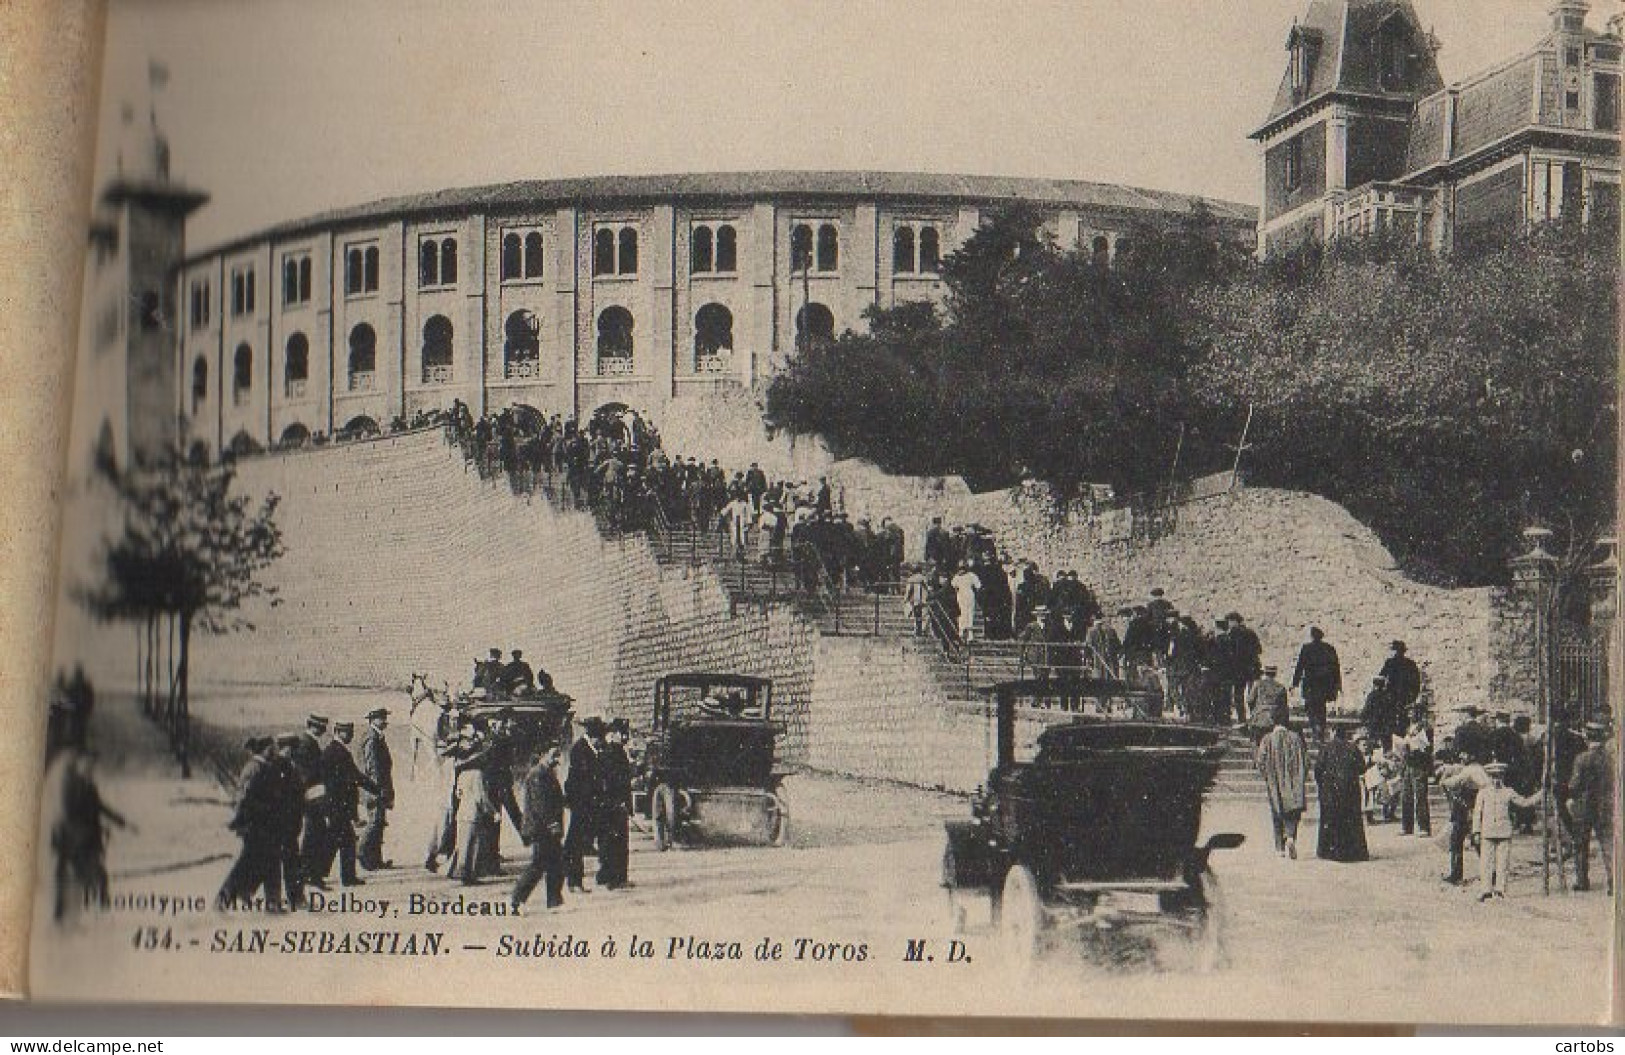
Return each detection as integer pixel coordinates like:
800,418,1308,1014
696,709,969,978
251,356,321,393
1255,707,1309,859
1438,741,1491,885
1292,627,1342,742
316,720,378,888
1472,761,1542,900
472,649,504,694
502,650,536,698
596,718,634,890
1226,614,1263,725
357,708,394,871
564,718,605,892
1378,641,1422,729
219,737,281,909
1246,665,1290,743
511,744,567,911
291,715,330,889
1567,721,1615,894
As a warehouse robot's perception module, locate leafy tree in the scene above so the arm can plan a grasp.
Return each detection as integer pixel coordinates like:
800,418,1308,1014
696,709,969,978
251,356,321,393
766,203,1249,496
1190,226,1617,585
78,450,284,774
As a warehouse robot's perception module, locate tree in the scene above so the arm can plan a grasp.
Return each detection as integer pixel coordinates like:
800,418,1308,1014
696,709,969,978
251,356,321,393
1190,225,1617,585
77,450,284,775
766,203,1250,497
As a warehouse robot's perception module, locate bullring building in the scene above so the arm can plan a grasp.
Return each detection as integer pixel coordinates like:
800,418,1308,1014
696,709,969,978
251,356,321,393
77,99,1252,467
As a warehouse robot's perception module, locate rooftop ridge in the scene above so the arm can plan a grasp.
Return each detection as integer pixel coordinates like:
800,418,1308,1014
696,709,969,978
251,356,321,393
184,168,1257,263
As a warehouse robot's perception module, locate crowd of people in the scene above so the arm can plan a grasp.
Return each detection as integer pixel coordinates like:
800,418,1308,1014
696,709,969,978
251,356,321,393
447,401,909,593
216,708,394,910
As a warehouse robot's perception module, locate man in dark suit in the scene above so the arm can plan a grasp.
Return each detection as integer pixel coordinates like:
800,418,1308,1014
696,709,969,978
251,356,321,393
563,717,605,892
511,744,567,910
290,714,330,891
501,650,536,698
923,517,950,573
316,721,378,888
1567,721,1615,894
356,708,394,871
1292,627,1343,741
595,719,634,890
218,737,281,909
1377,640,1422,730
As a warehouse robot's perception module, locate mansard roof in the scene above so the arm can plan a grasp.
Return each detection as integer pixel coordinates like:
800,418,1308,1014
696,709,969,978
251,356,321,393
1255,0,1444,138
188,170,1255,263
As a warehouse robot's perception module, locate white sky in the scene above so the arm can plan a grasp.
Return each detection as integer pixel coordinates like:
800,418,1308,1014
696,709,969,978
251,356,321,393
96,0,1567,251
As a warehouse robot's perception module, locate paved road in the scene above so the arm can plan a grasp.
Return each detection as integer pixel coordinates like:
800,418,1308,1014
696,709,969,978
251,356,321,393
29,686,1614,1024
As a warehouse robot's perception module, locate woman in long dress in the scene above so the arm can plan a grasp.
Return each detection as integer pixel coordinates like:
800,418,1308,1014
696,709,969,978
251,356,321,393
952,565,981,643
447,746,495,884
1315,724,1370,862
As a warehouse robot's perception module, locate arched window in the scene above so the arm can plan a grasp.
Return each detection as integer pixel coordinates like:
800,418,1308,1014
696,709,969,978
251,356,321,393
716,225,738,272
284,333,309,397
1091,235,1111,268
790,224,813,271
691,226,714,273
440,238,458,285
893,227,916,273
593,228,616,276
501,233,522,281
596,306,634,374
817,223,839,271
191,356,208,414
524,232,544,278
348,323,377,390
795,302,835,345
232,343,253,405
279,423,311,449
617,228,638,275
363,246,379,291
694,303,733,370
419,241,439,287
919,226,941,273
422,315,454,383
504,310,541,379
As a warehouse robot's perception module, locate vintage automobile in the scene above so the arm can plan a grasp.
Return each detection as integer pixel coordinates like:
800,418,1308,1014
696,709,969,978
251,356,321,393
637,672,790,849
941,679,1243,971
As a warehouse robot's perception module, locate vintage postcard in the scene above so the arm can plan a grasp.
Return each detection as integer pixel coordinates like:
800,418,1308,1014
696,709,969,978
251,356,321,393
18,0,1621,1025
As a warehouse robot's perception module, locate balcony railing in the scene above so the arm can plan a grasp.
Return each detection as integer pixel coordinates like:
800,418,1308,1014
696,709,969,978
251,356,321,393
285,378,307,399
505,359,541,380
695,354,731,375
422,364,453,385
1330,182,1433,243
348,371,375,392
232,385,250,407
597,355,635,377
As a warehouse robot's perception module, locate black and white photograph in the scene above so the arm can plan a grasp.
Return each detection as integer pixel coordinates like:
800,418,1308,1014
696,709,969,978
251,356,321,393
13,0,1620,1027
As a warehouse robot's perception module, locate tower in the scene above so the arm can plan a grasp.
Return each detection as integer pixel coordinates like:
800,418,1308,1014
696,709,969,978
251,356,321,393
1250,0,1444,257
75,63,207,473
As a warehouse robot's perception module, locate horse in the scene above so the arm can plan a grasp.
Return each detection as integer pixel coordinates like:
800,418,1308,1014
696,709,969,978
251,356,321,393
406,672,452,780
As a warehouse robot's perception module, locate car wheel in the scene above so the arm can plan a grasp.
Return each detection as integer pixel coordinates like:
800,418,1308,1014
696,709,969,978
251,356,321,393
768,788,790,847
652,785,677,852
1157,867,1225,974
999,863,1043,965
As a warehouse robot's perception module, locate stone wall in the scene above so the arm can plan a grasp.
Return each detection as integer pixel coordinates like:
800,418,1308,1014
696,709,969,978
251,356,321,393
71,431,815,762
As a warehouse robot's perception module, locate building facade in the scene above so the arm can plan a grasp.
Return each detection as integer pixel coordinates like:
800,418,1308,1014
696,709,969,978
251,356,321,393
162,173,1250,459
1254,0,1621,257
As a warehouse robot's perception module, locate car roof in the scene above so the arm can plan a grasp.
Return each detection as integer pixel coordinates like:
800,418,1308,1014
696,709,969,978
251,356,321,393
659,673,772,690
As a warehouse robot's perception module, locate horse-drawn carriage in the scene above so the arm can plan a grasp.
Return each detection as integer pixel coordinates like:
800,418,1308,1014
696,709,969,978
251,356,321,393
634,673,790,849
942,679,1242,971
407,672,574,778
